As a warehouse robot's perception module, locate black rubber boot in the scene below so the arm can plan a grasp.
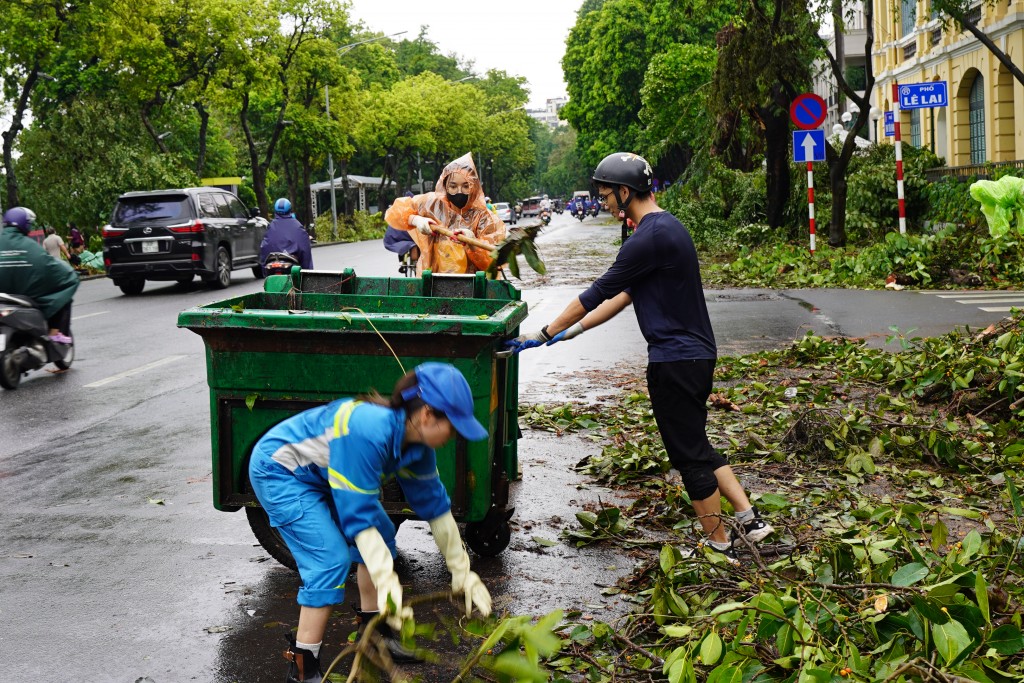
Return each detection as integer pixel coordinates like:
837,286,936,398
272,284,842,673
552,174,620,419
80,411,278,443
355,608,422,663
283,634,323,683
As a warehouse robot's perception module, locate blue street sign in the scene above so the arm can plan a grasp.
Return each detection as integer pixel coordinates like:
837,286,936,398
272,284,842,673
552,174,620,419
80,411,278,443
884,111,895,137
793,129,826,163
898,81,948,109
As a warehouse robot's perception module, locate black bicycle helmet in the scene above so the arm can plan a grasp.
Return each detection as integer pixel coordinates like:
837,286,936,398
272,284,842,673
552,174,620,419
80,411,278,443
591,153,654,193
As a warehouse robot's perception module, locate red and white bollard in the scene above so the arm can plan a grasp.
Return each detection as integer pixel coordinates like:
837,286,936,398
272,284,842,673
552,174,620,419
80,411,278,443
807,161,816,253
892,83,907,235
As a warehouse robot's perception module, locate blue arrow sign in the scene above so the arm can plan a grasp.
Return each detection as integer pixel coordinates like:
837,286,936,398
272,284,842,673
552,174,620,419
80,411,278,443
793,129,826,163
884,111,895,137
899,81,948,109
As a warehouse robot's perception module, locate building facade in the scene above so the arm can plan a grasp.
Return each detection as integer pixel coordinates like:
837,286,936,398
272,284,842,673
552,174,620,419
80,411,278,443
526,97,568,129
813,3,873,138
872,0,1024,166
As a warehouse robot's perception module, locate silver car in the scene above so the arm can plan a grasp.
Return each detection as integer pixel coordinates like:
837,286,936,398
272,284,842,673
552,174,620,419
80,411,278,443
494,202,516,224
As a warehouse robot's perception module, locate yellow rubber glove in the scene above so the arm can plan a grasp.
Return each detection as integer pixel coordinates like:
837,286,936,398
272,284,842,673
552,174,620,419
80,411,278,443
354,527,413,629
429,511,492,617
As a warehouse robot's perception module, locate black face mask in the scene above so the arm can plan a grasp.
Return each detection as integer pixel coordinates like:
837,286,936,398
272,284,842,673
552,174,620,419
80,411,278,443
447,192,469,209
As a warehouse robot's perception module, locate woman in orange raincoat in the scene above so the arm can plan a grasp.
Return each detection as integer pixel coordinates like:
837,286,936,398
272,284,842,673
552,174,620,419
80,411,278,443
384,153,506,274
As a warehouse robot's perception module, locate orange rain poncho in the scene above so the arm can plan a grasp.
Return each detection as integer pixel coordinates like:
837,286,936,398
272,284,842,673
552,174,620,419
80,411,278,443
384,153,506,274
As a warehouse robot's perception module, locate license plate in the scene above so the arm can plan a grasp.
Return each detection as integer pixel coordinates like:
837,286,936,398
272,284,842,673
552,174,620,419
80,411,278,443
142,240,159,253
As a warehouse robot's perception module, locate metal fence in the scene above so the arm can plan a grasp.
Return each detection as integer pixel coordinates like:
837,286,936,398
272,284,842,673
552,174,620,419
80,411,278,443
924,160,1024,183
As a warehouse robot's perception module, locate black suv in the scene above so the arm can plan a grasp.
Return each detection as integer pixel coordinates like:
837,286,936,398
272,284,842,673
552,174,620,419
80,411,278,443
103,187,269,295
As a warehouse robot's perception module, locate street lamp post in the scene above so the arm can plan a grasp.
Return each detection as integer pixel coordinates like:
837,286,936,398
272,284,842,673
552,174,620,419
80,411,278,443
325,31,406,238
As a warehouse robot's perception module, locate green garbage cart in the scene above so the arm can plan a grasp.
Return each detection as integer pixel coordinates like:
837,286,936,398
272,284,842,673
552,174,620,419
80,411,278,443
177,268,527,568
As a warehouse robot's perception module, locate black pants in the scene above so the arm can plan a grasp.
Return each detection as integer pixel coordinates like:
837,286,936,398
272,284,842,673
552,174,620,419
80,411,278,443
646,358,728,501
47,303,72,336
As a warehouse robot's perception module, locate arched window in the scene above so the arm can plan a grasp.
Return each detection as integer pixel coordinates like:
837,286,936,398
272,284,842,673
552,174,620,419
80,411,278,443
910,109,921,147
969,75,986,164
901,0,917,37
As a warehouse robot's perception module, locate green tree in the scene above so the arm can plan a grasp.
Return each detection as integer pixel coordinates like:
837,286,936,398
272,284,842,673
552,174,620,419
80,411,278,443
16,97,195,229
930,0,1024,86
711,0,817,230
540,127,591,198
392,28,467,81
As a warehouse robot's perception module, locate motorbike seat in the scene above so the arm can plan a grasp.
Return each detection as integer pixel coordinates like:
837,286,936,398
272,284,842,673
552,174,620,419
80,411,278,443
0,292,38,308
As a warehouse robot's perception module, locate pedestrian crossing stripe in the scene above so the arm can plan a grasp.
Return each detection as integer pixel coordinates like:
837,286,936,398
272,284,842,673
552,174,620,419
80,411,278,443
920,291,1024,313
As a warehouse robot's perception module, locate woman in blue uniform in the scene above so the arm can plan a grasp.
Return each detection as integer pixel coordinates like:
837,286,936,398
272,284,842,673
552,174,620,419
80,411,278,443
249,362,493,682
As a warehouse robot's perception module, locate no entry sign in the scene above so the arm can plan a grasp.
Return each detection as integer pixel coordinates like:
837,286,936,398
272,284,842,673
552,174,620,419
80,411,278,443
790,93,827,130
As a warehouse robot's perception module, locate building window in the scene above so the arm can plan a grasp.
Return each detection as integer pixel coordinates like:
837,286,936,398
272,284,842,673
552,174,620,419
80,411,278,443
901,0,917,37
969,75,986,164
904,43,916,59
909,109,921,147
931,28,942,45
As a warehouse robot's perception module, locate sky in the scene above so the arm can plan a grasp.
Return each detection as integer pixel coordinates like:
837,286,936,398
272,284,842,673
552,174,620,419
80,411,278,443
346,0,580,110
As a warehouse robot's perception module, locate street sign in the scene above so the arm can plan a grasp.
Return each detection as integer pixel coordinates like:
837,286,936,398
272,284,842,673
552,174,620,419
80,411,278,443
884,111,895,137
898,81,949,109
793,130,826,163
790,93,828,130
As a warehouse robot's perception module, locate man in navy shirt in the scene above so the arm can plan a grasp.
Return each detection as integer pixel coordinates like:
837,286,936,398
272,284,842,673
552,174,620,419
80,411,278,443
506,152,774,560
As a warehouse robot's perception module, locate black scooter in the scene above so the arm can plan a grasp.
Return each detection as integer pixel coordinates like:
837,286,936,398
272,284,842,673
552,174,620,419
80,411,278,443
573,207,586,222
0,293,74,390
262,252,301,277
540,209,552,226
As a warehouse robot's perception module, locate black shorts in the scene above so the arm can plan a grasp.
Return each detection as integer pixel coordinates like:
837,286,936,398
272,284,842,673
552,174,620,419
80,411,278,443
646,359,728,500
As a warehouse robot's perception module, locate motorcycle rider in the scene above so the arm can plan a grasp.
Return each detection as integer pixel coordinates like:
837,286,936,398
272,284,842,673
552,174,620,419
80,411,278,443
0,207,79,345
384,153,505,274
259,198,313,275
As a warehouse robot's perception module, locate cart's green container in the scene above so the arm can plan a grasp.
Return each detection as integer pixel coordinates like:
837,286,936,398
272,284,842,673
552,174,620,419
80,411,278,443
177,268,526,560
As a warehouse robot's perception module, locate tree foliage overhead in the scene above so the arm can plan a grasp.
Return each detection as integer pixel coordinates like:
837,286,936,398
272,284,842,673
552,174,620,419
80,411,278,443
0,0,538,227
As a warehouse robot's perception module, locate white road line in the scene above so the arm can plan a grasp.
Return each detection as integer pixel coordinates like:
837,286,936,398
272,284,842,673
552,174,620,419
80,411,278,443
952,298,1024,305
84,355,187,388
71,311,109,321
980,306,1020,313
932,292,1024,299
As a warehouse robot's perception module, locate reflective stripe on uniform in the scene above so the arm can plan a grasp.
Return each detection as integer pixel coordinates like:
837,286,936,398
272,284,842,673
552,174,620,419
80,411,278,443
328,467,380,495
333,400,361,437
398,467,439,481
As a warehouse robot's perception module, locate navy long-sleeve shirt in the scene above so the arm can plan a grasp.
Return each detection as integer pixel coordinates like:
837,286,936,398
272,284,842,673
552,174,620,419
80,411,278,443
578,211,716,362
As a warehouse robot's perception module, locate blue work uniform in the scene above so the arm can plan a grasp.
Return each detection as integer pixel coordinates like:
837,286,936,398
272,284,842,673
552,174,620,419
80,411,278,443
249,399,451,608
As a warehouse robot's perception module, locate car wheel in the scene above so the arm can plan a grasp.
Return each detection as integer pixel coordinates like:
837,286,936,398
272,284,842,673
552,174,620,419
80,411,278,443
53,341,74,371
207,247,231,289
0,350,21,390
118,279,145,296
252,265,265,279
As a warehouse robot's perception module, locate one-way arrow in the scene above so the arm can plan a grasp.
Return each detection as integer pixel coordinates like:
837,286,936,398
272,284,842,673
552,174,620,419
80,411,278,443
801,132,818,158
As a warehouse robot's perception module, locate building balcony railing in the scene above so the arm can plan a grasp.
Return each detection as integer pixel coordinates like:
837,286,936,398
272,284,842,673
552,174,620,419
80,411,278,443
924,160,1024,183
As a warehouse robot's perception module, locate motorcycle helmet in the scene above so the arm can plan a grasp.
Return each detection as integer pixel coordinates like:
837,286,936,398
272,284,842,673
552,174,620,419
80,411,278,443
2,207,37,235
592,153,654,193
273,197,292,216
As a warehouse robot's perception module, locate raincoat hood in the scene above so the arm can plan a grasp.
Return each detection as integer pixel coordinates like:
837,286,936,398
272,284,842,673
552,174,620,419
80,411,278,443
435,153,487,213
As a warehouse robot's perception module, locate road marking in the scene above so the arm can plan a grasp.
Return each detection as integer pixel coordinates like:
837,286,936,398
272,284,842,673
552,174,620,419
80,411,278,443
72,311,109,321
979,306,1021,313
921,291,1024,314
933,292,1024,299
84,355,187,388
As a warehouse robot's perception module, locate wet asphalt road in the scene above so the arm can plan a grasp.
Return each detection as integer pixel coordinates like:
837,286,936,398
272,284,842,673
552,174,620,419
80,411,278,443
1,212,1017,681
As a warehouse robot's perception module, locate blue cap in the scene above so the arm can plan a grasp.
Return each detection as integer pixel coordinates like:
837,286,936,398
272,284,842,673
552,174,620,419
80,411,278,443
401,363,488,441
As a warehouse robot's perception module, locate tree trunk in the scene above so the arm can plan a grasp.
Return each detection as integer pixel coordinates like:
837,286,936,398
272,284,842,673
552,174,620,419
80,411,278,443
194,102,210,178
762,109,791,231
2,69,40,209
301,157,312,227
829,165,848,247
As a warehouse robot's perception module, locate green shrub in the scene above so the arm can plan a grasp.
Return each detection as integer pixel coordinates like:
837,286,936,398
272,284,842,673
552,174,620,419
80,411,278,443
312,211,387,243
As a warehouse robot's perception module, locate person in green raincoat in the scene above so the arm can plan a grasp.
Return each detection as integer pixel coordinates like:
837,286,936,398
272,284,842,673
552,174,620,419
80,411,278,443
0,207,80,344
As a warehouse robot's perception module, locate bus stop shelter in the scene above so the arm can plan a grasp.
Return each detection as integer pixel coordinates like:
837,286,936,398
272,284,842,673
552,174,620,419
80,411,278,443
308,174,397,218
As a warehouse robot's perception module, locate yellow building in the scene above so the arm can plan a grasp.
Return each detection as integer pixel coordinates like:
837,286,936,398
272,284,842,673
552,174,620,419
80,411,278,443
872,0,1024,167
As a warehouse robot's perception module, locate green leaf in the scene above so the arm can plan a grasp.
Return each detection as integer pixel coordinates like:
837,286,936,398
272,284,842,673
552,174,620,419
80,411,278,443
519,239,546,275
245,393,258,411
699,630,723,665
660,544,676,574
931,518,949,551
531,536,558,547
891,562,929,587
1007,476,1023,518
976,571,990,625
932,619,972,664
988,624,1024,655
707,663,746,683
